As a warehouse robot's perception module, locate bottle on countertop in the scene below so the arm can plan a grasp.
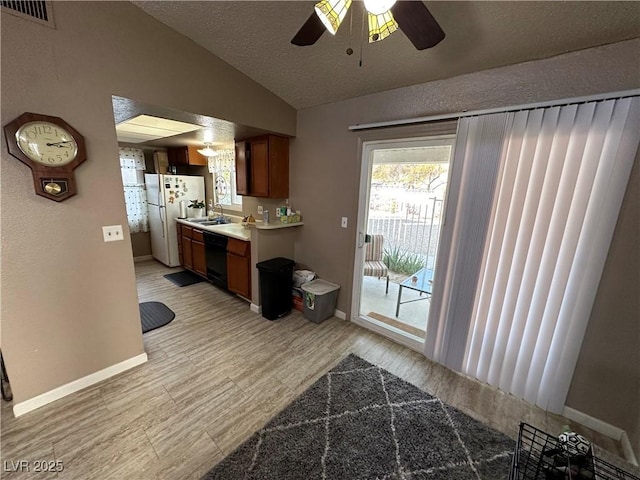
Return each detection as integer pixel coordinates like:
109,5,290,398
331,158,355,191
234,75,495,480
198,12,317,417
207,199,215,219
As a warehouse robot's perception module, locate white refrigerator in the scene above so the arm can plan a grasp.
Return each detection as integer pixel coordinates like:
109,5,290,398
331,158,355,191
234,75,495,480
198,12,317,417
145,173,206,267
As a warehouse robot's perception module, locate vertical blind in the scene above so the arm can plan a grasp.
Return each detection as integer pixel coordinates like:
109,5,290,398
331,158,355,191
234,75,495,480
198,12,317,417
424,113,512,368
426,96,639,414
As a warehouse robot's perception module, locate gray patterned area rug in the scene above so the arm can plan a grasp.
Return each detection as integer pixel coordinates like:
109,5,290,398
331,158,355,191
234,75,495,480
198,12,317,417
203,354,515,479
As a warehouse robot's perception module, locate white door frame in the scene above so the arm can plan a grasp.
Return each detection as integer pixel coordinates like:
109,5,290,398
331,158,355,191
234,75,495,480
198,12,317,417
350,136,455,351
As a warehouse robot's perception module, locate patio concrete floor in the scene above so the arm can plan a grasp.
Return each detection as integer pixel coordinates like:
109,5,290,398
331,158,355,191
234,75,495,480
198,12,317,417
359,274,430,335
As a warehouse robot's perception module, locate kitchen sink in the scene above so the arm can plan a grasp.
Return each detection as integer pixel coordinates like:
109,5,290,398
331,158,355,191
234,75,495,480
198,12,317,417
202,220,230,225
188,217,229,225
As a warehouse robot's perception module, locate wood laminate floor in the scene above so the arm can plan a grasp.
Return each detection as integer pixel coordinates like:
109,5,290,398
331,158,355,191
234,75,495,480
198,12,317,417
1,260,634,479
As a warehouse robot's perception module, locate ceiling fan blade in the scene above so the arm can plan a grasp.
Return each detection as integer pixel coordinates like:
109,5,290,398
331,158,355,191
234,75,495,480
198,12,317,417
391,1,445,50
291,12,326,46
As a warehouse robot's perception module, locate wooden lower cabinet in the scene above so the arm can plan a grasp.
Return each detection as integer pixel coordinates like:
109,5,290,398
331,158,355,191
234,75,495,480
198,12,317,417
180,225,193,269
227,238,251,299
178,224,206,277
182,237,193,270
191,229,206,277
177,223,183,266
178,223,251,298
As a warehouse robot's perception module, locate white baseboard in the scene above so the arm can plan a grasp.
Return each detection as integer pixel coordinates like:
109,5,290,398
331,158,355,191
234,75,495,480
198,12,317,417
563,406,638,465
562,406,624,440
13,352,148,417
334,309,346,320
133,255,153,262
251,305,343,319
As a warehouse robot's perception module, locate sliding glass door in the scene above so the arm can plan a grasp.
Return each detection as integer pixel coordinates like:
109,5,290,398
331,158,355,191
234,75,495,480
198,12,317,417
353,136,454,344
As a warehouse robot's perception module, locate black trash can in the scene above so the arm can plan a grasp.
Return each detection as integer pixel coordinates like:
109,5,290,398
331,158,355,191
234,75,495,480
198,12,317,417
256,257,295,320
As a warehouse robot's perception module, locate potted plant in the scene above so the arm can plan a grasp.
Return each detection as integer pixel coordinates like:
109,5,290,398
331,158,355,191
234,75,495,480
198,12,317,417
189,199,205,218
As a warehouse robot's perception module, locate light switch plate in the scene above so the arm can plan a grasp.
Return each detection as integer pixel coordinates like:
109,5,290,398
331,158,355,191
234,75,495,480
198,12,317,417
102,225,124,242
341,217,348,228
257,205,264,214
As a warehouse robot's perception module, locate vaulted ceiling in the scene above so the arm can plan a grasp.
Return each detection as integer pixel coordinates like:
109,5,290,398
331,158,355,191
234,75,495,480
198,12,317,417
132,1,640,110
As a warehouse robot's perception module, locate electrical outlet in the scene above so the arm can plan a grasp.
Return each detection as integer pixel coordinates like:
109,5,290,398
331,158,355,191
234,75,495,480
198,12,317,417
341,217,348,228
102,225,124,242
257,205,264,214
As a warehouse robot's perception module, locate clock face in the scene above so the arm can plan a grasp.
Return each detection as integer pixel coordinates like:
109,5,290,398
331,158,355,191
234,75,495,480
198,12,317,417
15,121,78,167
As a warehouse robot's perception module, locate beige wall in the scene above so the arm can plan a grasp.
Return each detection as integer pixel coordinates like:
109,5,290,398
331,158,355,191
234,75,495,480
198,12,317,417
130,233,152,258
1,2,295,404
2,0,637,452
290,39,639,452
567,152,640,456
249,228,299,306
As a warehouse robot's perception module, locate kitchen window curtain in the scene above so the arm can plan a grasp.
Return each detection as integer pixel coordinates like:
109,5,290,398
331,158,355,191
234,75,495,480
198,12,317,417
208,149,242,208
119,148,149,234
426,96,640,414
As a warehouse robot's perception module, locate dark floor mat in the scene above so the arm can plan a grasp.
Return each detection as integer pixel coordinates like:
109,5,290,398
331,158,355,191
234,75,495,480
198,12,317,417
140,302,175,333
163,270,204,287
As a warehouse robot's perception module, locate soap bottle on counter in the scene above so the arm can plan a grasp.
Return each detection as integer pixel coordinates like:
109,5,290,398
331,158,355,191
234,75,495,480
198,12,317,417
278,199,289,221
207,199,215,219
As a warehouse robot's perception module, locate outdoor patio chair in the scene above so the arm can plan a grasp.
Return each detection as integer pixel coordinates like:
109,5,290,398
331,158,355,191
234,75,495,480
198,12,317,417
364,234,389,294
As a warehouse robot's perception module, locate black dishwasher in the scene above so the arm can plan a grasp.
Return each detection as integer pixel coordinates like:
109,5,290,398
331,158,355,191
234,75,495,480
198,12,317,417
204,231,228,289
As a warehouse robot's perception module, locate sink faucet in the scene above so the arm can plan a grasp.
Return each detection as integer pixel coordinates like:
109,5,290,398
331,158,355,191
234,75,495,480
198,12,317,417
215,203,224,218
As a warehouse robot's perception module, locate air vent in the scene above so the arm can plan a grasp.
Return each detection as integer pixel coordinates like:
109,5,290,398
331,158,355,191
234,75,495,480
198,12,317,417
1,1,54,27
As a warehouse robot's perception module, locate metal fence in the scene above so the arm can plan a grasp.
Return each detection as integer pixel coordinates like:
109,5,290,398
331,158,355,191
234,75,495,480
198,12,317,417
367,195,444,270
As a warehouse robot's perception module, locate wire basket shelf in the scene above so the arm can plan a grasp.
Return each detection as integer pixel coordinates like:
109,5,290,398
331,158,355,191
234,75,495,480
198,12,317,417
509,423,639,480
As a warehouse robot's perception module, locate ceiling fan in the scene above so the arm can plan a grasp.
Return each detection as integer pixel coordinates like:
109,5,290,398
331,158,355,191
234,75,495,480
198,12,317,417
291,0,445,50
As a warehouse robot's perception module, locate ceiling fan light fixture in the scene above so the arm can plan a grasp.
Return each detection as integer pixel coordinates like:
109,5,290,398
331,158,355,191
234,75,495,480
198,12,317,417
367,10,398,43
314,0,352,35
363,0,396,15
197,143,217,157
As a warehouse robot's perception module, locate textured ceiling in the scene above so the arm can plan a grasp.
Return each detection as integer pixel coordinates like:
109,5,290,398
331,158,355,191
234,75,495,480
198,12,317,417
132,1,640,110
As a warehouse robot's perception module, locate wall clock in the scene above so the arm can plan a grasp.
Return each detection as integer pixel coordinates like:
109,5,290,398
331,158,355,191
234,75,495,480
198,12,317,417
4,112,87,202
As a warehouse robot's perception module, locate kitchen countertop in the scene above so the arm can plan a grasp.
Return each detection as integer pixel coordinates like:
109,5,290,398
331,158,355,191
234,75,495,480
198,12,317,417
177,217,304,239
255,221,304,230
176,218,250,241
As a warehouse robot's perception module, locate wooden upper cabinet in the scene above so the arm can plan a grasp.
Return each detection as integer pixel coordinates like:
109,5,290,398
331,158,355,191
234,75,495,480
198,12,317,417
168,146,207,167
250,138,269,197
235,141,249,195
235,135,289,199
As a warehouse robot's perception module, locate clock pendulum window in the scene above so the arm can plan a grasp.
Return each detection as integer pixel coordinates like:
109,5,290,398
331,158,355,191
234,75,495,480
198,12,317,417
41,178,70,197
3,112,87,202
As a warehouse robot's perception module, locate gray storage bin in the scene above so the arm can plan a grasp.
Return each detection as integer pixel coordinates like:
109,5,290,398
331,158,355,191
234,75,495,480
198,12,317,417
301,279,340,323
